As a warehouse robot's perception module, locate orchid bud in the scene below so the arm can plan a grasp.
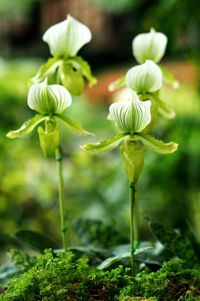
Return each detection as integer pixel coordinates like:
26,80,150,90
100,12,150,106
132,28,167,64
43,15,92,58
28,79,72,115
108,90,151,134
126,60,162,93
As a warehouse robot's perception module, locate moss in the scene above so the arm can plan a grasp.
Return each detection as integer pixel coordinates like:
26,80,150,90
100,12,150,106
120,259,200,301
1,251,200,301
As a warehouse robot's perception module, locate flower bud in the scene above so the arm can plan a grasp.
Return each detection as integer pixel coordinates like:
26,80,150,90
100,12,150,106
28,79,72,115
43,15,92,58
132,28,167,64
126,60,162,93
108,90,151,134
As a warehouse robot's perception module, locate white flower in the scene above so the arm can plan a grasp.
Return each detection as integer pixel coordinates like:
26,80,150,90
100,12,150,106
126,60,162,93
28,79,72,114
43,15,92,58
132,28,167,64
108,90,151,133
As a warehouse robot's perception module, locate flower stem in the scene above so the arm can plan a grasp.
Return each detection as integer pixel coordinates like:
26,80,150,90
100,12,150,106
129,181,139,275
55,147,68,251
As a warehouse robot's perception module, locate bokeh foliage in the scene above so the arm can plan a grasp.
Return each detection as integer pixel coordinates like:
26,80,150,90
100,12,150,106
0,60,200,259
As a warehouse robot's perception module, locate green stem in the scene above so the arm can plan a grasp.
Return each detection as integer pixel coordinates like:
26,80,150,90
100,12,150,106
129,181,139,274
55,147,68,251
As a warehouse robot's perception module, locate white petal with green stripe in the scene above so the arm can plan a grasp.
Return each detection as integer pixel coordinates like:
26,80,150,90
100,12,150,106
108,90,151,133
133,28,167,64
43,15,92,58
126,60,162,93
28,79,72,114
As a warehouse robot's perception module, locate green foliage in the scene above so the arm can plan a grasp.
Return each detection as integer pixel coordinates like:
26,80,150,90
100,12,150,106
0,250,126,301
32,56,96,96
148,220,199,265
14,230,59,253
119,259,200,301
1,250,200,301
74,218,128,248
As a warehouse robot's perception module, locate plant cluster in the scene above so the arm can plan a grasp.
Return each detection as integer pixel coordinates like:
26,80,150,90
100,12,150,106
2,12,199,301
1,249,200,301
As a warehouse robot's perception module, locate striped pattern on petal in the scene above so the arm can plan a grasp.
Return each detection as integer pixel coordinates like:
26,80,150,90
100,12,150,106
28,79,72,115
133,29,168,64
109,90,151,133
126,60,162,93
43,15,92,58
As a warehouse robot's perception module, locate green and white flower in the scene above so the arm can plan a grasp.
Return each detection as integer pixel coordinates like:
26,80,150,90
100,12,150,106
32,15,96,96
7,80,91,157
43,15,92,58
126,60,162,93
132,28,167,64
28,78,72,115
108,90,151,134
82,89,178,156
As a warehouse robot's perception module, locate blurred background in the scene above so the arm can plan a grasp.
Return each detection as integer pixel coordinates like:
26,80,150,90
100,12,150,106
0,0,200,259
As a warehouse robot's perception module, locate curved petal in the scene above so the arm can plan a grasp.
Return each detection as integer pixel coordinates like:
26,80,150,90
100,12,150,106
134,133,178,154
28,79,72,114
126,60,162,93
55,114,93,136
152,93,176,119
43,15,92,57
133,28,168,64
82,133,128,154
6,114,47,138
108,90,151,133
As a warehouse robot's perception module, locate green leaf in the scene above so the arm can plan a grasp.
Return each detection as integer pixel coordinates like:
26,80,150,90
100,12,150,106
31,57,61,84
68,56,97,86
14,230,59,253
38,119,60,157
82,133,128,154
98,253,130,270
108,76,126,92
152,93,175,119
55,114,93,136
159,65,180,89
59,61,85,95
6,114,47,139
148,220,198,263
134,133,178,154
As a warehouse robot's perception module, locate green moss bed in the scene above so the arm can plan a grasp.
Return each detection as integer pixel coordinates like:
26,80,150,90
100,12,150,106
0,249,200,301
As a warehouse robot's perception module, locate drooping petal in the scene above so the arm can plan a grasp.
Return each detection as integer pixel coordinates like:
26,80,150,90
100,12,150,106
108,90,151,133
133,28,168,64
28,79,72,115
126,60,162,93
43,15,92,58
134,133,178,154
55,114,93,136
82,133,128,154
6,114,47,138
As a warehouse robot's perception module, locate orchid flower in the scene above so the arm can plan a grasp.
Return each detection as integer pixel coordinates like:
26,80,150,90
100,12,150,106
83,90,177,165
32,15,96,95
7,79,91,157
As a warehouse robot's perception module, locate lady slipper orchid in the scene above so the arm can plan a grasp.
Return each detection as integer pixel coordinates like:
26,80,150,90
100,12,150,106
132,28,167,64
126,60,162,93
32,15,96,96
82,89,177,156
43,15,92,58
108,91,151,134
7,80,91,157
